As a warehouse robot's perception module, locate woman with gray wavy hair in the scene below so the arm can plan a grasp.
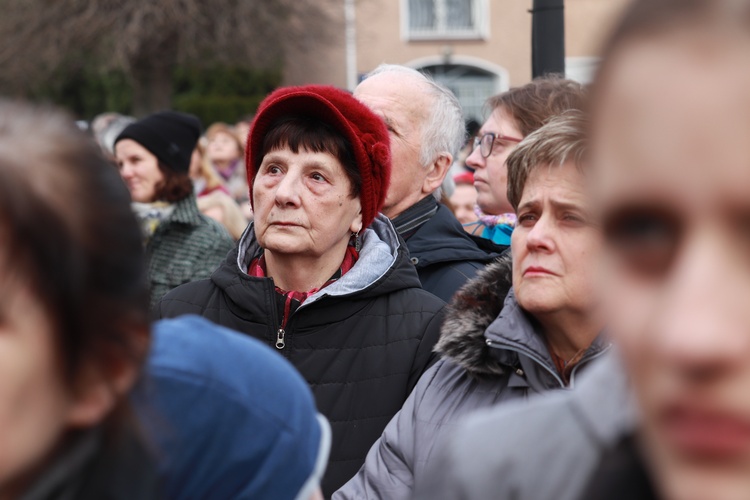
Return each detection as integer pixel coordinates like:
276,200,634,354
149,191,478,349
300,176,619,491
335,111,609,500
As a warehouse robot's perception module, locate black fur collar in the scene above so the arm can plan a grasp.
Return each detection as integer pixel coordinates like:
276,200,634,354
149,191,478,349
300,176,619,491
435,255,513,376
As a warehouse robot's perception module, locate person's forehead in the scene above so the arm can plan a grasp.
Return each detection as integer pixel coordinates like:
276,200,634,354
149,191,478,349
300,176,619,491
115,138,146,154
593,37,750,206
355,73,430,122
480,107,517,135
211,131,233,140
521,163,589,205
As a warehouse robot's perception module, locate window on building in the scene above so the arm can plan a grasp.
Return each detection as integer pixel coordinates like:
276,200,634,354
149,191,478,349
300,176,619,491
405,0,487,40
421,64,501,123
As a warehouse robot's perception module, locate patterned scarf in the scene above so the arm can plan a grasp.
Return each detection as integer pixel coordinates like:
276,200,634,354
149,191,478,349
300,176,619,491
216,158,241,181
474,205,517,228
132,201,175,246
248,246,359,328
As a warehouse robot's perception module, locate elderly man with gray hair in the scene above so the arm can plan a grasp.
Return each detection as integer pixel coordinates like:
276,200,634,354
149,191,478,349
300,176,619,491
354,64,502,302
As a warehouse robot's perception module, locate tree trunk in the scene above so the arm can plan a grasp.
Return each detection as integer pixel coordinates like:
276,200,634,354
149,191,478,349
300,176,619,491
131,63,174,116
128,30,180,116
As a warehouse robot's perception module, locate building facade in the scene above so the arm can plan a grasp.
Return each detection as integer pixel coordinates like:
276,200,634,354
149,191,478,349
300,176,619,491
284,0,629,123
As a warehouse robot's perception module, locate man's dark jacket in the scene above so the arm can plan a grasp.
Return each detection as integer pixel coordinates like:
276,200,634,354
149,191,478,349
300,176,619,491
405,203,505,302
156,216,445,497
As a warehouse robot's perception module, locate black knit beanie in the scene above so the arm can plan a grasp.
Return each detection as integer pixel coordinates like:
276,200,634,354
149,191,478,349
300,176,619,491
115,111,202,173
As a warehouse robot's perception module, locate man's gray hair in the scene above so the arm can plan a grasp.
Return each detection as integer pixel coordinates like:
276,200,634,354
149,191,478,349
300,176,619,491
364,64,465,170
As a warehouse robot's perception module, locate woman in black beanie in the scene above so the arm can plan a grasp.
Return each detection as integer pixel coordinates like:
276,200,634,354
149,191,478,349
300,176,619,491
115,111,234,310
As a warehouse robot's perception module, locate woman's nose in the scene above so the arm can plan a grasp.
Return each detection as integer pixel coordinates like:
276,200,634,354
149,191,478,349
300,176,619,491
525,215,556,252
651,233,749,381
274,172,302,206
119,164,133,178
465,145,485,170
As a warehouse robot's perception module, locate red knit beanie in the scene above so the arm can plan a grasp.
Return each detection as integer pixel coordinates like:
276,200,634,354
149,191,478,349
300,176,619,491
245,85,391,229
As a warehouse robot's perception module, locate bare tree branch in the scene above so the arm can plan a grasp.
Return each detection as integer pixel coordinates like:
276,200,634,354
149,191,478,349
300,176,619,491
0,0,341,111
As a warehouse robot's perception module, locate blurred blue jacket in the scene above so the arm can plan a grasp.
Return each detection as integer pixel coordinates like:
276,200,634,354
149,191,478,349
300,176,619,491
132,315,330,500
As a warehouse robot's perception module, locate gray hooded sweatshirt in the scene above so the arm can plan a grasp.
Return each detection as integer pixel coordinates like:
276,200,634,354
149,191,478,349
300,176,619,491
413,351,637,500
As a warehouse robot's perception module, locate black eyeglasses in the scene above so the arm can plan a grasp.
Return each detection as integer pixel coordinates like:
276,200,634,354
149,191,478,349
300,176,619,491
472,132,523,158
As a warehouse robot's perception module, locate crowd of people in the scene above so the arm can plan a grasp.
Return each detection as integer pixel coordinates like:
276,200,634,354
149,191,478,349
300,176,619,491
2,0,749,498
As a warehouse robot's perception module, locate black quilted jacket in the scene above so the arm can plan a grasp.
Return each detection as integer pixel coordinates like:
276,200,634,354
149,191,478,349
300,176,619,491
157,216,446,497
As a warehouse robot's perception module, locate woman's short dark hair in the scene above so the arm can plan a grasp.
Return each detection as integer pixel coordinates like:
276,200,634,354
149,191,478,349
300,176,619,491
153,163,194,203
259,115,362,198
0,100,149,390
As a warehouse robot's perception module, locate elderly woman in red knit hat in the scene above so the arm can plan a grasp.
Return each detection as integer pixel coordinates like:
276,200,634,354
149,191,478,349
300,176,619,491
157,85,445,496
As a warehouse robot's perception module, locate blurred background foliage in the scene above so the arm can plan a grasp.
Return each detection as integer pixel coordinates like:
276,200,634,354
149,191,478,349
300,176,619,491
28,61,281,125
0,0,335,123
172,65,282,125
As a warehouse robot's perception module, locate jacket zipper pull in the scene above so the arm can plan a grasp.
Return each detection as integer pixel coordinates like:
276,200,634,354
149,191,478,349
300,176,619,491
275,328,286,350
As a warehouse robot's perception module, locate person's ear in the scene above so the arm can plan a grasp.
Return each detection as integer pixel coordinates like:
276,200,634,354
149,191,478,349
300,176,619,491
66,326,147,428
349,203,364,234
65,365,120,428
421,153,452,195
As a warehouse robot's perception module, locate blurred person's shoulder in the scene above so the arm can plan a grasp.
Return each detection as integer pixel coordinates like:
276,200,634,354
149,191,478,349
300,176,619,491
147,315,312,401
414,351,637,500
135,315,329,499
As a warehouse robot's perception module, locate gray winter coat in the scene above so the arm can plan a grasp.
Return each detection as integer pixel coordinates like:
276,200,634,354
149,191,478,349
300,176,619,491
333,256,611,500
413,352,636,500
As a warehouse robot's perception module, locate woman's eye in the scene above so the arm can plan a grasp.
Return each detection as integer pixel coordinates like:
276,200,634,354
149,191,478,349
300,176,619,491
562,213,584,224
518,213,537,226
265,165,281,174
491,143,508,154
311,172,326,182
604,207,681,277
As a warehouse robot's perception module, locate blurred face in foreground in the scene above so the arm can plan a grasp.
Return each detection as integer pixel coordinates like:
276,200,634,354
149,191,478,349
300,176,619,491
0,281,70,492
596,33,750,500
0,267,110,494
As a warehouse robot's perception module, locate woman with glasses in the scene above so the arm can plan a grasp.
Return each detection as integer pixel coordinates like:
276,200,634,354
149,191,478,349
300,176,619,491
464,76,586,245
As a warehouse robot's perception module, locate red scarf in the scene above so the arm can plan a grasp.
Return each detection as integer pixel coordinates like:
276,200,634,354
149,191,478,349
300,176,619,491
248,246,359,328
